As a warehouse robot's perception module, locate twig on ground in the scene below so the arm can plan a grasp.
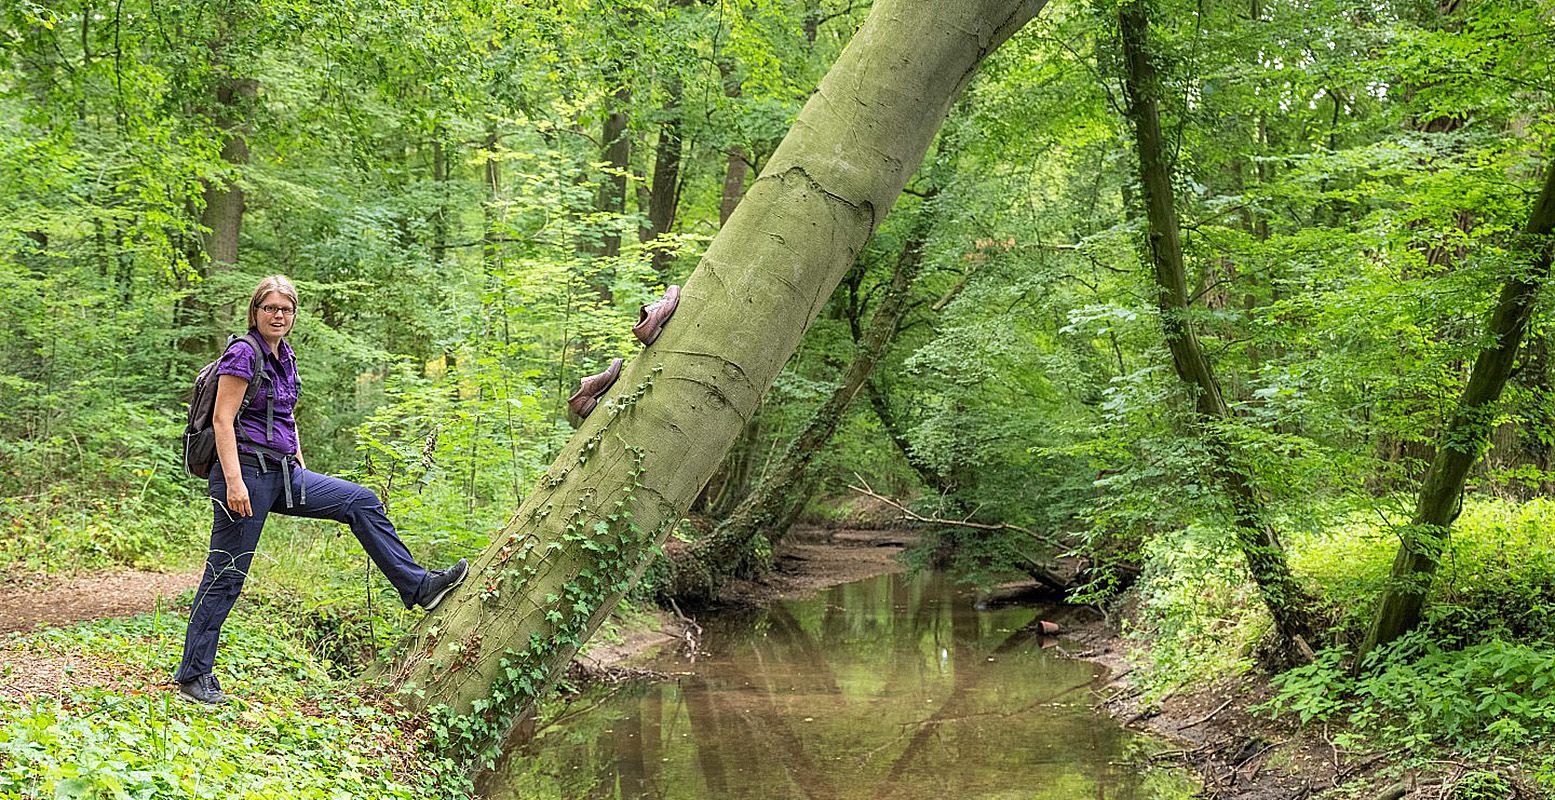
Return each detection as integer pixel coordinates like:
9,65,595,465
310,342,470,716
1097,683,1141,706
1180,696,1235,730
1333,753,1387,786
1323,722,1340,770
667,597,703,661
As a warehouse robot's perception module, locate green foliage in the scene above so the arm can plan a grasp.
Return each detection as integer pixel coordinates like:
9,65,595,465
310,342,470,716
1125,519,1269,698
3,0,1555,781
0,606,470,799
1290,497,1555,644
1125,494,1555,765
0,493,205,577
1267,635,1555,756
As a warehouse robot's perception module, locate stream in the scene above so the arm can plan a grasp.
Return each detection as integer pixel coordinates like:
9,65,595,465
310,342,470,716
483,571,1196,799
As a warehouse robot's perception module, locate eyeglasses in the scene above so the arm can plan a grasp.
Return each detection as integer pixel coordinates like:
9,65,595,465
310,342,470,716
257,304,297,317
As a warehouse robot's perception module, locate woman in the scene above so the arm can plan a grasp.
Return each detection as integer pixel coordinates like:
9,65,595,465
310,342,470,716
174,275,467,706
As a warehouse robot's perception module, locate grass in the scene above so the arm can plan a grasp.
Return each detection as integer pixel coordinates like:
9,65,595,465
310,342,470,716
1125,494,1555,795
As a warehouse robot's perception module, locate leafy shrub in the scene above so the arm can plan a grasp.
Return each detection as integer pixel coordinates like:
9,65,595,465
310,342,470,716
1128,520,1270,698
1289,496,1555,644
1268,634,1555,755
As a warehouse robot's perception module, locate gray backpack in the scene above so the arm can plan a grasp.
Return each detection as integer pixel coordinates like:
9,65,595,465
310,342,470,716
182,333,268,478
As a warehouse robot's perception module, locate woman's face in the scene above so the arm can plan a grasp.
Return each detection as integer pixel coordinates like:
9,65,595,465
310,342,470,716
255,291,297,339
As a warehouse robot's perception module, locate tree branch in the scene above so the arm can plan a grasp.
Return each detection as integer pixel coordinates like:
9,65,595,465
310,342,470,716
847,473,1059,548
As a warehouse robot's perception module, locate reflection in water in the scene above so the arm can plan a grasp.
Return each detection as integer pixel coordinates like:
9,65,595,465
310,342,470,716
485,572,1195,800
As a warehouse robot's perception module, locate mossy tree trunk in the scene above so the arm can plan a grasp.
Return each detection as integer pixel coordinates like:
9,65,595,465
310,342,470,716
388,0,1046,758
667,191,938,604
1118,0,1316,653
1358,157,1555,664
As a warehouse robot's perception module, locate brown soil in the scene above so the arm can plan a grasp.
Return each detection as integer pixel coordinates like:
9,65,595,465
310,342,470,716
1064,617,1434,800
716,526,913,605
0,568,199,702
0,645,171,702
0,569,198,635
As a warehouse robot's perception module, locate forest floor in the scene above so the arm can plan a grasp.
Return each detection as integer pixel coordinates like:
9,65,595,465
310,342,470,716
1064,616,1407,800
0,568,199,699
0,527,1417,799
0,525,913,701
0,569,198,635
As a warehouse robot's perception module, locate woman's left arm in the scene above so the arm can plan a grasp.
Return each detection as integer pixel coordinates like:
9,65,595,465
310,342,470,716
295,433,307,471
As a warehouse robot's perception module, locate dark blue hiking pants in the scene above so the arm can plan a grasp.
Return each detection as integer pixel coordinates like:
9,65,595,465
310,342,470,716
173,461,430,684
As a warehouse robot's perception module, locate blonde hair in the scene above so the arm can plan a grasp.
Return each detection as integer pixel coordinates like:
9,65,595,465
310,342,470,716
246,275,300,330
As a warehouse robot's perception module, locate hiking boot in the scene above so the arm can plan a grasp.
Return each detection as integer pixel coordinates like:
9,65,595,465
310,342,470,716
418,558,468,611
632,284,681,346
567,357,624,419
177,673,229,706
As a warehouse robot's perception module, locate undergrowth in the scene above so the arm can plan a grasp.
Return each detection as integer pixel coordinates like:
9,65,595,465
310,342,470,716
0,510,484,799
0,608,472,799
1125,494,1555,796
0,491,207,578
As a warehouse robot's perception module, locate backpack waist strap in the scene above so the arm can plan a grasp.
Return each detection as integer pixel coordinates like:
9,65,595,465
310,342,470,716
236,444,306,508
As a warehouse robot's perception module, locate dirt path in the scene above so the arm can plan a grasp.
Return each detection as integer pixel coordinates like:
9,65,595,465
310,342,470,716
0,569,200,702
1,528,913,701
0,569,199,635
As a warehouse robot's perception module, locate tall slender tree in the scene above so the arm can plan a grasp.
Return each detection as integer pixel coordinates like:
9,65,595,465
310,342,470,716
1360,156,1555,662
1117,0,1314,653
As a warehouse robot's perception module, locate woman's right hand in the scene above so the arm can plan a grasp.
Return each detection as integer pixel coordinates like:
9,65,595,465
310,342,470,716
225,480,253,517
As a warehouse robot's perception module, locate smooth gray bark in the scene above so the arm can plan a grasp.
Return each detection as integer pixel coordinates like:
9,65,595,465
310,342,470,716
388,0,1046,757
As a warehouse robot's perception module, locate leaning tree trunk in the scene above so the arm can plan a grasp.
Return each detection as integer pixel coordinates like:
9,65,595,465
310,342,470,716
1358,156,1555,664
1118,0,1315,654
387,0,1045,759
667,191,937,603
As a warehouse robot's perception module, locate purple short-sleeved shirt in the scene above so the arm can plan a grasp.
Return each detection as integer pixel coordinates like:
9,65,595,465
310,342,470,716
216,331,300,456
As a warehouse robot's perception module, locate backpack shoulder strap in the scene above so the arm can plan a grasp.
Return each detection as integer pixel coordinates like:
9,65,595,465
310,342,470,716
236,332,276,444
